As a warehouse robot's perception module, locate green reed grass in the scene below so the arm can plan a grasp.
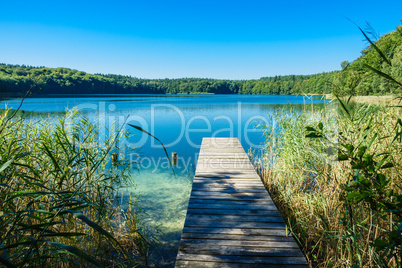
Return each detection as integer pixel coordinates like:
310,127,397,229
258,101,401,267
0,109,150,267
258,24,402,267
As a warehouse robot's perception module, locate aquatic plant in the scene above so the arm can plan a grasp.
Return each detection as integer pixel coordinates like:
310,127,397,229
259,24,402,267
0,109,150,267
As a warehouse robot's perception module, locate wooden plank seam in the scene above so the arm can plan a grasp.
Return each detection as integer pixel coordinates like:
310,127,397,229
175,137,308,267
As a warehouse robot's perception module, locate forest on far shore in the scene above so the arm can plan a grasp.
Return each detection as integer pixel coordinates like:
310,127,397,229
1,25,401,96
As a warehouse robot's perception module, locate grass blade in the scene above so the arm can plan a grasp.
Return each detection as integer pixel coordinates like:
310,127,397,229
41,143,62,172
357,25,391,65
67,210,135,263
41,232,87,238
47,241,103,267
361,63,402,87
334,94,351,121
67,211,115,241
128,124,176,177
0,159,14,174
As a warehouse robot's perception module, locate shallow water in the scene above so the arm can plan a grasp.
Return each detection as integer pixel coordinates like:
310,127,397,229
1,94,328,266
120,168,192,266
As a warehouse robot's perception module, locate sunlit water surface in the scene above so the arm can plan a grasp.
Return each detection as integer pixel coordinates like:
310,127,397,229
1,94,328,266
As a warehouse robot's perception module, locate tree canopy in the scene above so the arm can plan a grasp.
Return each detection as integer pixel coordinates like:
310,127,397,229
1,25,401,96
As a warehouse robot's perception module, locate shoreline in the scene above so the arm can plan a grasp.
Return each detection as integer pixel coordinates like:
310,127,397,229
324,94,401,105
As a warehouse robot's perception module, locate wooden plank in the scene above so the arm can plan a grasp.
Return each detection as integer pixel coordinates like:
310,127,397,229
188,194,271,200
196,167,256,171
192,181,264,186
195,170,260,174
193,178,261,182
200,144,244,147
180,233,294,242
190,187,268,193
175,261,309,268
190,193,267,198
182,227,288,236
196,161,253,165
175,138,307,267
184,214,284,223
197,156,250,160
193,178,260,182
194,175,261,180
197,154,250,158
190,191,270,197
192,184,265,189
186,208,282,216
199,147,245,151
176,253,308,265
197,154,248,157
193,177,261,181
197,153,249,157
189,195,272,202
183,220,286,229
195,170,257,174
195,171,257,174
187,203,278,211
178,245,304,256
188,198,274,205
196,168,256,172
192,179,263,185
194,174,230,178
195,168,257,172
191,184,266,190
196,162,253,165
194,174,259,179
179,239,299,248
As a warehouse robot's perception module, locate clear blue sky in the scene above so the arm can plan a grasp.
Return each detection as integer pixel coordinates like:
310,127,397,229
1,0,401,79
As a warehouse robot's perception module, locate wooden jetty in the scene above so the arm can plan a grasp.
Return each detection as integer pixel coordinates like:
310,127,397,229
175,137,308,267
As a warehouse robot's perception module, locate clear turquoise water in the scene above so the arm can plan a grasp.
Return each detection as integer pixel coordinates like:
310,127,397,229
1,94,328,266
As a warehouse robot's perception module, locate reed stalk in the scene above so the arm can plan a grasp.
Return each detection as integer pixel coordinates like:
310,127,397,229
258,102,401,267
0,109,149,267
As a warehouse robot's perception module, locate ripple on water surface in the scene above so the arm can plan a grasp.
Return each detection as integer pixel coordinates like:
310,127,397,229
122,167,192,267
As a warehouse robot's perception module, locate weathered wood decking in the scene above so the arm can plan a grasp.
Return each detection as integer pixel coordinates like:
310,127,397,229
175,138,308,267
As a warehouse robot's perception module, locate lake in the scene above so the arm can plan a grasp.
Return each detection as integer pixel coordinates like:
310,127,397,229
0,94,328,266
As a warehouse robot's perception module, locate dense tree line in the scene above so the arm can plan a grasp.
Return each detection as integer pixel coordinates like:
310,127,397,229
1,26,401,96
0,64,334,96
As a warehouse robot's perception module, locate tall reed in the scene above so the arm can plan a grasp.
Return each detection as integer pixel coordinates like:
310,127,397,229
258,102,401,267
0,109,149,267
